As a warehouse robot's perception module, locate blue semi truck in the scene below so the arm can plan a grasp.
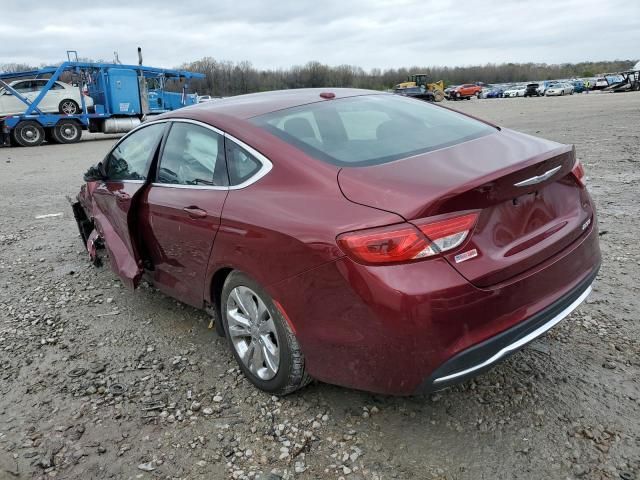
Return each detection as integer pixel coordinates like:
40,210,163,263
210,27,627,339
0,51,204,147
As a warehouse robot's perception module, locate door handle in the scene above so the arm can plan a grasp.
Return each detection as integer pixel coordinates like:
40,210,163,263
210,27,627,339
183,206,208,218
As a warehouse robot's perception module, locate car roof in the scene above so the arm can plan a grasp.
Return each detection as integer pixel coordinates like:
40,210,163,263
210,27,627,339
8,78,64,85
170,88,382,121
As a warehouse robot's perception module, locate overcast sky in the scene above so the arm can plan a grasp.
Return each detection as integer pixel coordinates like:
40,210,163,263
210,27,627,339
1,0,638,70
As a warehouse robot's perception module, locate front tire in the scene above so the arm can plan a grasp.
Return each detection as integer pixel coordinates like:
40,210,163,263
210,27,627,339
221,271,311,395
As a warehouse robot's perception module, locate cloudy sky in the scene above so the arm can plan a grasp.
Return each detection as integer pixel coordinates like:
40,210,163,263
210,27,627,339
2,0,638,70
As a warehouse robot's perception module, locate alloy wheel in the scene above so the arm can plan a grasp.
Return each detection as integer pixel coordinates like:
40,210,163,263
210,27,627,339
226,286,280,380
61,100,79,115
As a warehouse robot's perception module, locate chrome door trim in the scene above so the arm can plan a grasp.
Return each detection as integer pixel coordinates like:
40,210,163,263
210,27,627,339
150,182,228,191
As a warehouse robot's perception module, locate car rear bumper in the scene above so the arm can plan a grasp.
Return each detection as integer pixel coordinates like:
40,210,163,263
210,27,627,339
416,263,598,393
269,218,601,395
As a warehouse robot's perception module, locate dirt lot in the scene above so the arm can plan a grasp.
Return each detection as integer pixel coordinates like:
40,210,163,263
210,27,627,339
0,92,638,480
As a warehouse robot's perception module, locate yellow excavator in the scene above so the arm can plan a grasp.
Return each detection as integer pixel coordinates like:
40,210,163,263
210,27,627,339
394,73,445,102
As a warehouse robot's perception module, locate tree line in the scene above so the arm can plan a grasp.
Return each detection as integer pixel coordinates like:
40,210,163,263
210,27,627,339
2,58,635,96
176,58,636,96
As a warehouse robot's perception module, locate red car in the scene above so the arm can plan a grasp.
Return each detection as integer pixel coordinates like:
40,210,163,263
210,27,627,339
450,84,483,100
73,89,600,396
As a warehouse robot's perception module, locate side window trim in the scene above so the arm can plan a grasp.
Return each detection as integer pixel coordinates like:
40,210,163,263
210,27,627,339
223,134,273,190
144,118,272,190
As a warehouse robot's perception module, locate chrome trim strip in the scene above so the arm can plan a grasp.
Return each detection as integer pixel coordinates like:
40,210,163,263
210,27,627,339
147,117,225,136
514,165,562,187
150,182,228,191
433,283,593,384
105,179,145,184
105,119,169,152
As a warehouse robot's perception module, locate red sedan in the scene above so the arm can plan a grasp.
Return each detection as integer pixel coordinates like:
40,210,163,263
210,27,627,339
73,89,601,395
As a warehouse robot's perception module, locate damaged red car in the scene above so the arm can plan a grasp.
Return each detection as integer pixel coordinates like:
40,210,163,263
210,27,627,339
72,89,601,395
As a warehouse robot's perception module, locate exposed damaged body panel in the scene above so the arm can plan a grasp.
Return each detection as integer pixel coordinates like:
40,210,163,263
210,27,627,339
74,178,153,289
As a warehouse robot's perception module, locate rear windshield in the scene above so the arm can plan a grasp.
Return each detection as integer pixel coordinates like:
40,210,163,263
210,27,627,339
251,94,495,166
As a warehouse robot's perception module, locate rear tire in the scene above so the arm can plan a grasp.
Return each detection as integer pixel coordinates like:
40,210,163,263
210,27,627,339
221,271,311,395
52,120,82,144
12,121,44,147
59,99,80,115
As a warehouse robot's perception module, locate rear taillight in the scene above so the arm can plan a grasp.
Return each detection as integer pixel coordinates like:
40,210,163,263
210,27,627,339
415,213,478,257
337,212,478,265
571,159,586,187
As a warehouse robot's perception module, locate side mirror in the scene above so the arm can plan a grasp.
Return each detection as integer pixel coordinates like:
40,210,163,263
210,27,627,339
83,161,107,182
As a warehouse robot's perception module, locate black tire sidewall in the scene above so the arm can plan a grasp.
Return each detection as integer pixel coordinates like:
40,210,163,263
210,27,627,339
53,121,81,143
221,271,297,393
15,121,44,147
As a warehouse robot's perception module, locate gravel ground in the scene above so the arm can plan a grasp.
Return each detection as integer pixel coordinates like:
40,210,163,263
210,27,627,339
0,92,638,480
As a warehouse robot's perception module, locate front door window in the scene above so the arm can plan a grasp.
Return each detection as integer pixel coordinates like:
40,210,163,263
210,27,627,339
106,123,166,181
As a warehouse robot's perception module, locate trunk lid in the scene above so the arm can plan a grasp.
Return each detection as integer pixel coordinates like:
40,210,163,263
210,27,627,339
338,129,593,287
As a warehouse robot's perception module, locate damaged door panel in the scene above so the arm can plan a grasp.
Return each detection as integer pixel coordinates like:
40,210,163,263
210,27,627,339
90,181,147,289
75,122,166,289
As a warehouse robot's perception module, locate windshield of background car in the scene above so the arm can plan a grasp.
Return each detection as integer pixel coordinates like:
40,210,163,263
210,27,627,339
251,95,495,167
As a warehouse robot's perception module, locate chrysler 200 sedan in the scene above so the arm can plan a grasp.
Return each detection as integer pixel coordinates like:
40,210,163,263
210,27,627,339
73,88,601,396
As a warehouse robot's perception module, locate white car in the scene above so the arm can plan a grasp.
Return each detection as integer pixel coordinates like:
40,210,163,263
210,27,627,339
594,78,609,89
545,82,574,96
0,79,93,116
197,95,223,103
503,85,526,97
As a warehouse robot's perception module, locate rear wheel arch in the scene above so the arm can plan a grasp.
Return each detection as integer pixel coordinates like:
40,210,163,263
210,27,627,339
209,267,234,336
219,270,311,395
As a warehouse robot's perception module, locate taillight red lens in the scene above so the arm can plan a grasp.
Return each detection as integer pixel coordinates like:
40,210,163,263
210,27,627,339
571,159,586,187
337,223,427,264
337,212,478,265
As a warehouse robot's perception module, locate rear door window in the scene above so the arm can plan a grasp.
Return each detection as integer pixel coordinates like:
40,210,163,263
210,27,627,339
157,122,227,186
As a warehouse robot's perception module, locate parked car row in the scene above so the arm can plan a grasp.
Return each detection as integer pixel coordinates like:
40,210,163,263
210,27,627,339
476,80,583,99
444,78,587,101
